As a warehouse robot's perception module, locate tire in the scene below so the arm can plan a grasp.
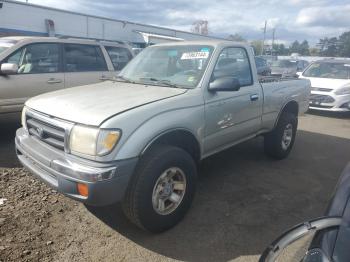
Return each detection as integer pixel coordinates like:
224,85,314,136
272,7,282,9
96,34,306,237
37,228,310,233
264,112,298,159
122,145,197,233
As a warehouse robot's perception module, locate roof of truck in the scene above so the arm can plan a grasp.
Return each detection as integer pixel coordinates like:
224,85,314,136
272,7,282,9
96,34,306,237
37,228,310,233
153,40,249,48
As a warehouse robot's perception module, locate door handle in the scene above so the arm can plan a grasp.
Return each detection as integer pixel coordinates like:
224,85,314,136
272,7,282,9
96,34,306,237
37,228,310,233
99,75,110,81
47,78,62,84
250,94,259,101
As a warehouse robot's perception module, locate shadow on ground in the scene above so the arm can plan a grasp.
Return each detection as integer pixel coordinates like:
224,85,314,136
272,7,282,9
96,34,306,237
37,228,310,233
87,129,350,262
0,119,21,168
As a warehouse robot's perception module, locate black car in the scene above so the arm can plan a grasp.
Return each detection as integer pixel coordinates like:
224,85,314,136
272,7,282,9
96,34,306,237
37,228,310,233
260,163,350,262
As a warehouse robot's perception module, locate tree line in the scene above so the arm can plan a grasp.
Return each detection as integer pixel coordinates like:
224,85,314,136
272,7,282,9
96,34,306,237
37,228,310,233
228,31,350,57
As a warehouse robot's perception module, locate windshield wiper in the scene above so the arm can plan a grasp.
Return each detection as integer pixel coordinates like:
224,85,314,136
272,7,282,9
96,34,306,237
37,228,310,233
139,77,183,89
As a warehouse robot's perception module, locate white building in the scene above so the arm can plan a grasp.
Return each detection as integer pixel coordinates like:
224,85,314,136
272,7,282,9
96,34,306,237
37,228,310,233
0,0,222,47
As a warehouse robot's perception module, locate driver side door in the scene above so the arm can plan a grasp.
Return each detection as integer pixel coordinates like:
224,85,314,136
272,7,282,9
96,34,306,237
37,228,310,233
0,43,64,114
203,47,263,156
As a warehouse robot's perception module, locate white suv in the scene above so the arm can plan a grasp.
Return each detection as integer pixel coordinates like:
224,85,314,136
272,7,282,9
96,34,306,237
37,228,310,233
0,36,134,118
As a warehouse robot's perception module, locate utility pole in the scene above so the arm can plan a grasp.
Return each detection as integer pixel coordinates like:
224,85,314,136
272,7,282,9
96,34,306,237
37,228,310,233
272,28,276,55
261,20,267,55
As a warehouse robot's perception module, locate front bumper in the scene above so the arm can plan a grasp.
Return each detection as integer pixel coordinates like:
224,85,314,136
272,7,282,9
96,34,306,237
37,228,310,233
309,93,350,112
15,128,138,206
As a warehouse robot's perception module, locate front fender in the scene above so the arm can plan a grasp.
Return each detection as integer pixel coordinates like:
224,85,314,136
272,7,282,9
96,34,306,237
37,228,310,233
113,105,205,160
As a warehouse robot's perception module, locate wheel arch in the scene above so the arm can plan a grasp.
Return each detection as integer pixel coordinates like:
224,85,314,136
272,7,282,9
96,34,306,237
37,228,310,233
274,100,299,128
141,128,201,163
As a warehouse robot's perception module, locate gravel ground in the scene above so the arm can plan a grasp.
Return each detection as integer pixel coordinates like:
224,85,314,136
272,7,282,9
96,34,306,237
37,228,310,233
0,111,350,262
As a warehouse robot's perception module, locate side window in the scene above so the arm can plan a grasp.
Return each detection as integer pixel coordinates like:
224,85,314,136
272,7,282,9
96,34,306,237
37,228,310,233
4,43,60,74
5,48,23,65
105,46,133,71
64,44,107,72
213,47,253,87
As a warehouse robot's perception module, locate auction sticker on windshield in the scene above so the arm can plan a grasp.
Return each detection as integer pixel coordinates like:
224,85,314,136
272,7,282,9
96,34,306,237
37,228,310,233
181,51,209,60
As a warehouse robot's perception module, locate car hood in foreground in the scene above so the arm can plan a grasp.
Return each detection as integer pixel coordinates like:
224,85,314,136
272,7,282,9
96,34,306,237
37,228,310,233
26,81,187,126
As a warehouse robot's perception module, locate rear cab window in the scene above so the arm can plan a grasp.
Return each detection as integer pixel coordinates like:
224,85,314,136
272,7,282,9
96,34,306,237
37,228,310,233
64,44,107,72
105,46,133,71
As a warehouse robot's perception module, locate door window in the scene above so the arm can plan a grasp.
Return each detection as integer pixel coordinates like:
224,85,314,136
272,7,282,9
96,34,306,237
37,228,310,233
105,46,133,71
64,44,107,72
213,47,253,86
4,43,60,74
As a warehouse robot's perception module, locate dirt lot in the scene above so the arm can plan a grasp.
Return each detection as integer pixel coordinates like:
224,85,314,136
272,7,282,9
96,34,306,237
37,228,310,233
1,112,350,262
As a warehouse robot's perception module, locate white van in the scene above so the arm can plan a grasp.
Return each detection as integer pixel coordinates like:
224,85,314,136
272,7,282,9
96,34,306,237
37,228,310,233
0,36,134,118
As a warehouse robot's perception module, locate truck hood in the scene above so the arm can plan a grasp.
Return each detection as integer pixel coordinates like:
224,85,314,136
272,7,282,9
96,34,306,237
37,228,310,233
299,76,350,91
26,81,187,126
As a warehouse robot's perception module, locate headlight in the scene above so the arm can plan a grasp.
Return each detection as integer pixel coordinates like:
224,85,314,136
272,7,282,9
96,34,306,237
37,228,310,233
69,125,121,156
335,85,350,95
21,107,27,130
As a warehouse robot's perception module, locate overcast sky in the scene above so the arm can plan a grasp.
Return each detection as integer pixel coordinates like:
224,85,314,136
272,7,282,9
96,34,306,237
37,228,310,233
21,0,350,45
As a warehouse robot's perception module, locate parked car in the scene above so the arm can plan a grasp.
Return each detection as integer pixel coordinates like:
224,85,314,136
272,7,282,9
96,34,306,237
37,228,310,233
0,36,134,118
299,60,350,112
270,59,308,77
295,59,309,72
15,40,310,232
259,55,277,66
260,163,350,262
255,56,271,76
271,59,299,77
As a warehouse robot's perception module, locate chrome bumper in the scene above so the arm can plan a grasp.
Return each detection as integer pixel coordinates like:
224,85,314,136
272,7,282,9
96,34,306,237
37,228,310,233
16,128,137,206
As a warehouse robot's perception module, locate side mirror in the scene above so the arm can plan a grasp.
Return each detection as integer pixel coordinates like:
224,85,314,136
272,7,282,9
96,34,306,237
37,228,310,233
209,77,241,92
0,63,18,75
296,72,302,78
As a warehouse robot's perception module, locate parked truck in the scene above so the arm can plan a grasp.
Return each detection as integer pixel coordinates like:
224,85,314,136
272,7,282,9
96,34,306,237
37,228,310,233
16,40,311,232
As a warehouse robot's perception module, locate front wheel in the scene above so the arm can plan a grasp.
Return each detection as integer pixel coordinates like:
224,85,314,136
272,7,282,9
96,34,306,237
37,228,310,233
264,112,298,159
122,145,197,233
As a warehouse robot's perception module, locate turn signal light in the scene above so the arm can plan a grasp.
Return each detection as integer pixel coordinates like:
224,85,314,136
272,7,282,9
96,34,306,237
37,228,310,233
77,183,89,197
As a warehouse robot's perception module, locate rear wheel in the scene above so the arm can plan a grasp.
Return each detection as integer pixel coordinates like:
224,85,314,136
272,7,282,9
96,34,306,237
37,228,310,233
264,112,297,159
122,145,197,233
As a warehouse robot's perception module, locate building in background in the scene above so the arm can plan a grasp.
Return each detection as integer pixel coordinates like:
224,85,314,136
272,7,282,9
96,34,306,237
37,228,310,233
0,0,222,47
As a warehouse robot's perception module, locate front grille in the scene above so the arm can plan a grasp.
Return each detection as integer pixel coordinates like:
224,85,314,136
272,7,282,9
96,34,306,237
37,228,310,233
309,104,333,109
309,94,335,103
26,114,66,151
311,87,332,92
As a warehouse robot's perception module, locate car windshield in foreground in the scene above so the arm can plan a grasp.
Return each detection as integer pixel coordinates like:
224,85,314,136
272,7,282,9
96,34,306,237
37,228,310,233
271,60,296,68
118,45,214,88
0,39,17,54
303,62,350,79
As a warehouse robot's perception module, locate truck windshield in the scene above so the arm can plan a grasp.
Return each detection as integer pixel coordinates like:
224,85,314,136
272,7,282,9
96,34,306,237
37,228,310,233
303,62,350,79
118,45,214,88
0,39,17,54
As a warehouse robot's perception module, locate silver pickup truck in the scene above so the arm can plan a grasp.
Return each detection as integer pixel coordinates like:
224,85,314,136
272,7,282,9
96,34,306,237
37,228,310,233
16,41,310,232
